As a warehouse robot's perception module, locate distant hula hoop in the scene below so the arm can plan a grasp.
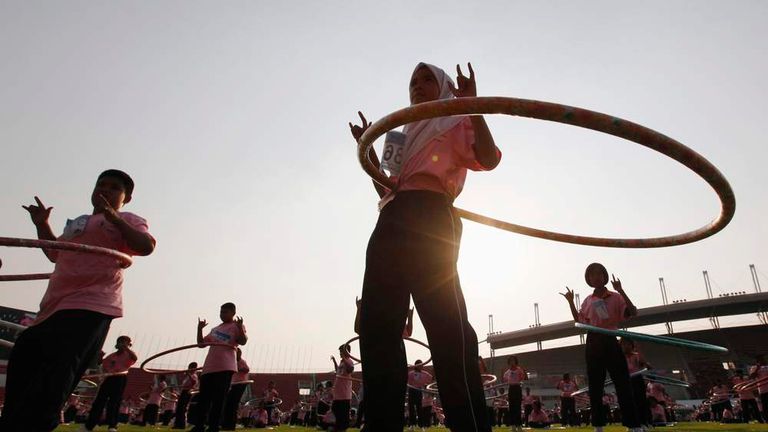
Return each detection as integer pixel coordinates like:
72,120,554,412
342,335,432,367
141,342,235,374
0,319,28,332
139,391,176,403
0,237,134,281
81,370,130,381
357,97,735,248
571,368,653,396
643,373,691,388
575,323,728,353
426,374,497,393
335,374,364,383
244,397,283,407
76,379,98,390
733,375,768,392
231,379,254,386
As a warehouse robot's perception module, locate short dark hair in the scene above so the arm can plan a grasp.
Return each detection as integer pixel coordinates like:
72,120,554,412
116,335,131,345
585,262,609,286
339,344,351,353
221,302,236,312
188,362,198,369
98,169,134,196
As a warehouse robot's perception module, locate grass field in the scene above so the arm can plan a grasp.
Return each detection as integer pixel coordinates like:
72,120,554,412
53,423,768,432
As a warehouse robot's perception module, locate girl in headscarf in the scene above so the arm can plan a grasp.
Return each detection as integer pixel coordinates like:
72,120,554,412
349,62,501,431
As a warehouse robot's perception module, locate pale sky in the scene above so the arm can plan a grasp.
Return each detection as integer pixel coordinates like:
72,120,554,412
1,1,767,373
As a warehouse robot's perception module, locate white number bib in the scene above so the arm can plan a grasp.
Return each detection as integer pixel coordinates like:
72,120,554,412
380,131,406,176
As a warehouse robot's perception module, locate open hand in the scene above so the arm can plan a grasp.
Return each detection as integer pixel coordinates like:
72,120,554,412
611,274,623,293
22,196,53,226
449,63,477,98
235,316,244,328
349,111,371,142
559,287,575,303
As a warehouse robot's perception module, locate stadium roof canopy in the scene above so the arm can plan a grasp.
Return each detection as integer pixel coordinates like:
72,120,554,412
488,292,768,349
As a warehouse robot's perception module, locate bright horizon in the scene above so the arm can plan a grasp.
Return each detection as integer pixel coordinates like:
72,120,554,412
2,1,767,373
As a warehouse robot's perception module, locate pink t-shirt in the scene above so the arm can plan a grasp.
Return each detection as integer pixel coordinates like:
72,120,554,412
523,394,537,406
34,212,153,325
735,377,755,400
504,366,525,385
651,404,666,422
408,369,433,388
649,382,666,401
181,372,199,391
232,357,250,383
626,352,642,374
102,350,136,373
558,380,577,397
578,291,627,330
333,357,355,401
147,381,167,406
387,118,501,200
202,322,245,374
529,410,549,423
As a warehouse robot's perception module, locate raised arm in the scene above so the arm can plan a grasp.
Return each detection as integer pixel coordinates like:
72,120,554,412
560,287,580,322
97,195,155,256
22,196,58,262
350,112,388,198
611,274,638,318
449,63,500,170
197,318,207,345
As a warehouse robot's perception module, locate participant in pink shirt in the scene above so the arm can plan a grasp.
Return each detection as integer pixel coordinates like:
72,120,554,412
556,373,578,426
262,381,280,425
173,361,199,429
222,349,251,431
331,344,355,431
503,355,526,429
193,303,247,432
522,387,538,426
735,374,761,422
143,375,167,426
621,337,651,427
84,335,138,431
749,355,768,421
650,399,667,425
528,401,551,429
407,359,434,429
350,62,501,432
562,263,640,432
1,170,155,432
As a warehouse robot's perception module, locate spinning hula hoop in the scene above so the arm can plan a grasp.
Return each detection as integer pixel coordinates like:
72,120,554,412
245,397,283,407
357,97,735,248
575,322,728,353
571,368,649,397
0,237,133,281
733,375,768,392
231,379,254,386
426,374,497,392
141,342,235,374
643,374,691,388
81,370,130,381
342,335,432,367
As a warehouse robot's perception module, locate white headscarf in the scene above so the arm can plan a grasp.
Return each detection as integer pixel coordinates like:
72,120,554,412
401,63,465,164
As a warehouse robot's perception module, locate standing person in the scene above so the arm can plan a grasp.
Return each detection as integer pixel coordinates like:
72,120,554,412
172,362,199,429
522,387,536,426
143,375,167,426
221,348,250,431
503,355,526,431
561,263,641,432
0,170,156,432
332,345,355,431
350,61,501,431
621,337,651,427
407,360,434,430
735,375,762,423
160,392,177,426
192,303,248,432
556,373,577,426
262,381,280,425
749,355,768,423
709,381,732,421
83,336,138,432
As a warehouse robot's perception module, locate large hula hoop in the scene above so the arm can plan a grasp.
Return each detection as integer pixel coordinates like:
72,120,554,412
733,375,768,392
357,97,735,248
571,368,649,397
0,237,134,281
643,373,691,388
427,374,496,393
342,335,432,367
81,370,130,381
141,342,235,374
575,323,728,353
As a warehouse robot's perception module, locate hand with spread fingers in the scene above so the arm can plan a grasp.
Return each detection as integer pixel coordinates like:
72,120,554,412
22,196,53,227
449,63,477,98
349,111,372,142
611,274,624,293
197,318,208,330
560,287,575,303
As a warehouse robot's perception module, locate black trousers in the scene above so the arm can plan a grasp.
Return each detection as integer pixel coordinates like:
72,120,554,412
407,388,423,426
507,384,522,426
221,383,248,430
586,333,639,428
190,370,233,432
360,191,489,432
355,397,365,427
332,399,351,430
523,405,532,425
630,375,650,425
173,389,192,428
0,310,112,432
560,397,575,426
143,403,159,425
85,374,127,429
